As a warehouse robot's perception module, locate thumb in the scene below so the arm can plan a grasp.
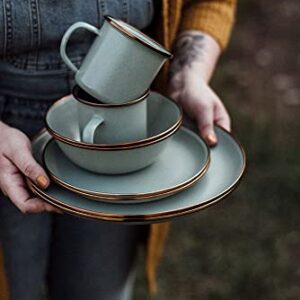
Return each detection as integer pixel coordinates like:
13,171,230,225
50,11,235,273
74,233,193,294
10,146,50,189
195,104,218,146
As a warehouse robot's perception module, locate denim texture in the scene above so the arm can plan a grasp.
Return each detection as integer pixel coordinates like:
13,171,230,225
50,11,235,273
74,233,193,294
0,0,154,70
0,1,153,299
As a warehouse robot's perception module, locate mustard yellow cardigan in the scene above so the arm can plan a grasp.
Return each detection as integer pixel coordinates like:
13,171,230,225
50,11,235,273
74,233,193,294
147,0,236,294
0,1,236,298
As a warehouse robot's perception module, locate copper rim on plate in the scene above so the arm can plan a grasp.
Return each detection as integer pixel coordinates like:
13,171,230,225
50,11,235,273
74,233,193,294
42,138,210,201
27,126,246,222
27,179,238,222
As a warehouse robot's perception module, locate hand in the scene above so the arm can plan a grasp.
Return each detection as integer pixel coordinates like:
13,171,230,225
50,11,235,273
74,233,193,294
168,30,231,146
0,122,60,213
168,70,231,146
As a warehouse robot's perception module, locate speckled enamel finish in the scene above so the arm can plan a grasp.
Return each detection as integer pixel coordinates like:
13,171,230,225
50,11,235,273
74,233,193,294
56,138,169,174
43,127,210,203
60,17,171,103
76,91,148,144
28,126,246,223
45,92,182,174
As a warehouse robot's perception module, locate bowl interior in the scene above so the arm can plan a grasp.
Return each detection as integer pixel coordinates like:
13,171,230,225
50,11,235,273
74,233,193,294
46,92,181,145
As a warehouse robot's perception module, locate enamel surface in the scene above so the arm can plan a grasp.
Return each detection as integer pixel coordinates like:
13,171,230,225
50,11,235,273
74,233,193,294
30,126,245,222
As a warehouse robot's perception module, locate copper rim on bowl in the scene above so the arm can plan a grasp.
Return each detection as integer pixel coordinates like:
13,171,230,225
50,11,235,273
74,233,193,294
45,93,183,151
73,85,149,108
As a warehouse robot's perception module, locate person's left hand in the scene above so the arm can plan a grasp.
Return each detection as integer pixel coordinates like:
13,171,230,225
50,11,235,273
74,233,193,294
168,68,231,146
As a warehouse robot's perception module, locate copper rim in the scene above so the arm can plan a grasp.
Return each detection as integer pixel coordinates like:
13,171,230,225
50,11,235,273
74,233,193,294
27,126,246,221
28,180,238,222
45,95,183,151
47,121,181,151
104,15,172,58
73,85,149,108
43,141,210,201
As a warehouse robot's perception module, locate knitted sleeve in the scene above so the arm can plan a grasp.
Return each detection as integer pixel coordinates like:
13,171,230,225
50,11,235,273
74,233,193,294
179,0,237,50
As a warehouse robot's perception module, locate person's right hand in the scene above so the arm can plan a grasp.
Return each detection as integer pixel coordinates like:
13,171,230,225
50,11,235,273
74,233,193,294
0,121,60,213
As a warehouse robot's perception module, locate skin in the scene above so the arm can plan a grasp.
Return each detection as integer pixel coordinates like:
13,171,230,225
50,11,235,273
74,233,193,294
0,122,60,213
168,30,231,145
0,30,230,214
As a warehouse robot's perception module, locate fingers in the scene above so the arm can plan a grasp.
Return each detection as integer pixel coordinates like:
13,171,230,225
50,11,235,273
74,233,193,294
168,77,231,146
44,203,63,214
214,100,231,132
31,190,62,214
193,100,218,146
10,144,49,189
193,90,231,146
0,155,60,214
1,172,45,213
1,173,61,214
8,184,61,214
0,126,60,214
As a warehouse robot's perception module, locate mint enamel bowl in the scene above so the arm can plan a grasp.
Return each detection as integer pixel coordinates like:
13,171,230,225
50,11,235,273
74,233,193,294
45,92,182,174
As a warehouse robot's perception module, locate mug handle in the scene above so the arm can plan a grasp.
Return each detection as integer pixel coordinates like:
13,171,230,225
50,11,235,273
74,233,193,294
60,22,100,73
82,115,105,144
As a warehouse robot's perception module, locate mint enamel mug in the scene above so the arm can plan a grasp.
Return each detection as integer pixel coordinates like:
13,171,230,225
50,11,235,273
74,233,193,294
73,86,148,144
60,16,172,104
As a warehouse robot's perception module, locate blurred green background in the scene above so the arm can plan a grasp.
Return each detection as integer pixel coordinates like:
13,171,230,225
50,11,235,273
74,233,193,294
135,0,300,299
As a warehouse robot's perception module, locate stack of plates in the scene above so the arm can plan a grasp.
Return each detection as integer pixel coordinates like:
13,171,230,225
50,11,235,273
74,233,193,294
27,125,246,224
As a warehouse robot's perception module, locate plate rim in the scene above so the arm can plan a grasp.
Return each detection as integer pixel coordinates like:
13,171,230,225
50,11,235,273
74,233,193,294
27,126,246,221
43,127,211,201
27,179,237,222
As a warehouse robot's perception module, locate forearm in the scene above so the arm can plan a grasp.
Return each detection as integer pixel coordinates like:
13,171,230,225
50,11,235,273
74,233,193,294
170,30,221,83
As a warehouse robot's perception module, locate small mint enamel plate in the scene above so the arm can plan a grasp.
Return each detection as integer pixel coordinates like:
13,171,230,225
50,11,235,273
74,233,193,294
42,127,210,203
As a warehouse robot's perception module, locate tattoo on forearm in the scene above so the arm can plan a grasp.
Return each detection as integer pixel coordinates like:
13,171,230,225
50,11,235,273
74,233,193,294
170,33,205,78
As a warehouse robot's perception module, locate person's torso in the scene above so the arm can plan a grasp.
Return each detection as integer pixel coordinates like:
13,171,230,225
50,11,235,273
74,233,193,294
0,0,155,136
0,0,154,70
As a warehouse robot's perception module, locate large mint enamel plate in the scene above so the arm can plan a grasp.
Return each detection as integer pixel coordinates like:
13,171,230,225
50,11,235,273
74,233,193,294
28,126,246,223
43,128,210,203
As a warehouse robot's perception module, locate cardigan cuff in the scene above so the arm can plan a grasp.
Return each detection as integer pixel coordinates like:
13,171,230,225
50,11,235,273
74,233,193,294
179,0,237,51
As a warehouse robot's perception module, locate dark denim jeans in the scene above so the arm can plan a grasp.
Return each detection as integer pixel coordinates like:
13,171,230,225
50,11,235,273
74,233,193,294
0,1,153,299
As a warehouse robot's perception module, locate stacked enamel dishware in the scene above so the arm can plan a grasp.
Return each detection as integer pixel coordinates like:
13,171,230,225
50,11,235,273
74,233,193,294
27,16,246,223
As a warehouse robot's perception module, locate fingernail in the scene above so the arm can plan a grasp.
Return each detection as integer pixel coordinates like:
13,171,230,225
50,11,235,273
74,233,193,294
36,175,49,189
206,134,217,146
